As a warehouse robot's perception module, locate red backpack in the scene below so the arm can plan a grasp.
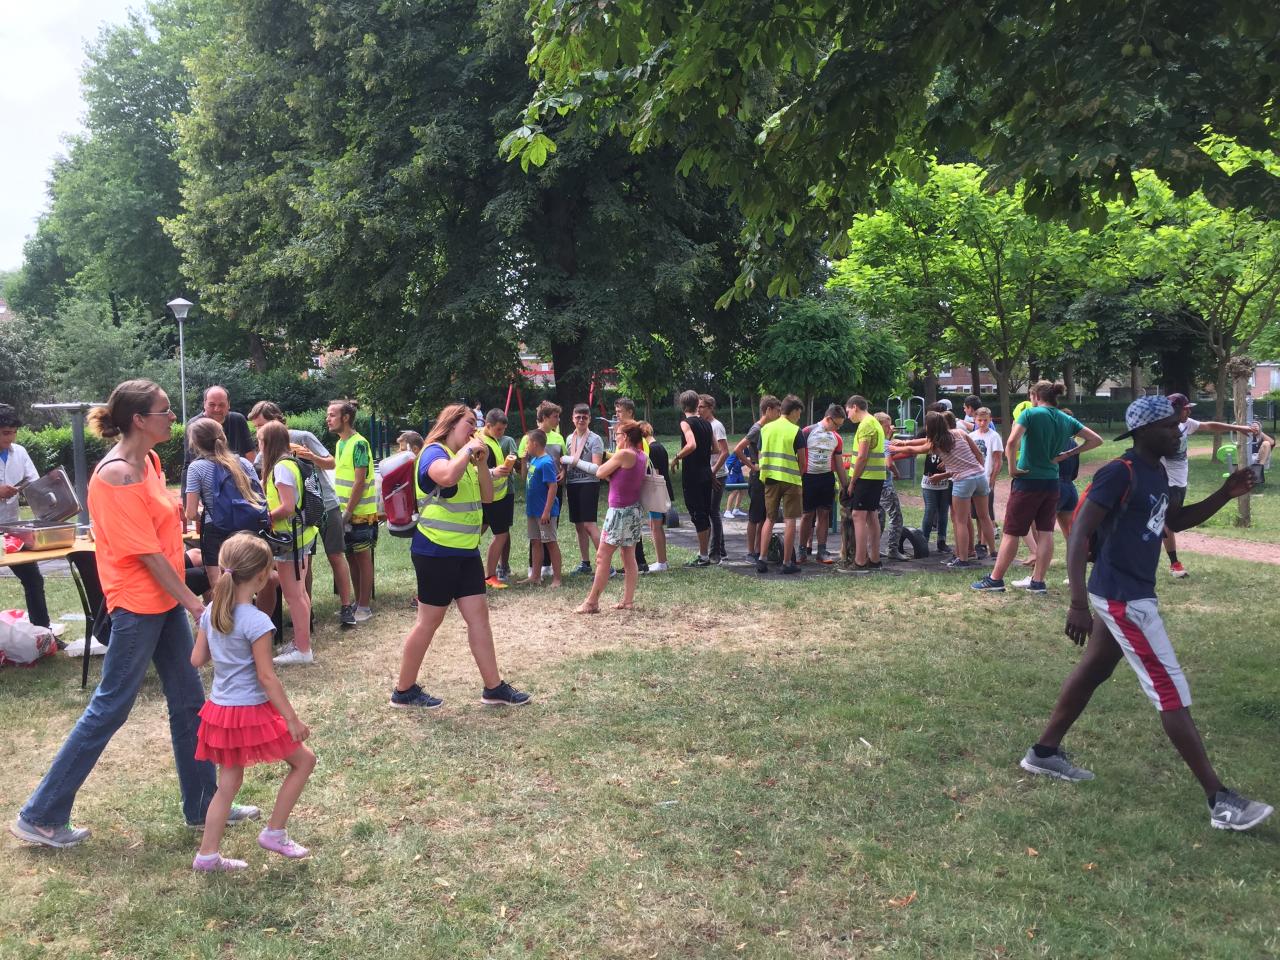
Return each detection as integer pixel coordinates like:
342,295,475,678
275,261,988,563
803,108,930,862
1072,456,1136,562
380,451,418,537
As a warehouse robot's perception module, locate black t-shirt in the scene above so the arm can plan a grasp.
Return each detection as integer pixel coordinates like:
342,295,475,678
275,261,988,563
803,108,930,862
682,415,713,479
185,411,255,462
648,441,674,498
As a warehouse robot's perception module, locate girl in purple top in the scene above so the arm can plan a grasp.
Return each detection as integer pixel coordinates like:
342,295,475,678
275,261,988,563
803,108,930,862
576,421,648,613
891,411,996,567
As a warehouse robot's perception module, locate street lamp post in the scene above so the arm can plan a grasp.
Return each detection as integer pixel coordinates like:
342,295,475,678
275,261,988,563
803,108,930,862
168,297,194,426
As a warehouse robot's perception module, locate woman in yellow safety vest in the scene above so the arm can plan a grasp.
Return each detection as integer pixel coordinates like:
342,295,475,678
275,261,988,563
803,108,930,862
389,403,529,709
327,400,378,622
258,421,318,665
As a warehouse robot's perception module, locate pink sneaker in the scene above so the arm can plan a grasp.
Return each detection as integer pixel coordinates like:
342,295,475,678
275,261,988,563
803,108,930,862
258,827,310,859
193,852,248,872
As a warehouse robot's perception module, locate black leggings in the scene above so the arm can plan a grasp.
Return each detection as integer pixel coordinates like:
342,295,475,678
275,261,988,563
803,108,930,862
682,472,713,533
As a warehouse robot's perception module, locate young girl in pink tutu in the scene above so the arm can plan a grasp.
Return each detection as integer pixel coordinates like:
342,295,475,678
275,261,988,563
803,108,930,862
190,533,317,871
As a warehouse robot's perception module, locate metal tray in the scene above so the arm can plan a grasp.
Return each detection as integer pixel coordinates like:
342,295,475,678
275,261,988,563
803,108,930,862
0,520,78,552
23,469,80,523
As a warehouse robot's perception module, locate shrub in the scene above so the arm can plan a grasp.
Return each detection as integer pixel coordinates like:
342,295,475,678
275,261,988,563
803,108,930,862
16,423,186,481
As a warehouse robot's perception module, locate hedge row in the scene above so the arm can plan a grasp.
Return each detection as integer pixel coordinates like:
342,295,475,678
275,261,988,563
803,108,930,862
14,409,336,482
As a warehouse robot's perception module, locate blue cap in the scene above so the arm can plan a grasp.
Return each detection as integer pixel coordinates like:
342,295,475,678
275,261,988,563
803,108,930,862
1116,395,1176,441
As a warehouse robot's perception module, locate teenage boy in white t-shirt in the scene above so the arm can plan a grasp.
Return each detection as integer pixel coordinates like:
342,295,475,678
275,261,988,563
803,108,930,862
1160,393,1258,579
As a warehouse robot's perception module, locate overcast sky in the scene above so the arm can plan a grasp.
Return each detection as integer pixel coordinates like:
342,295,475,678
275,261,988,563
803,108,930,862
0,0,138,271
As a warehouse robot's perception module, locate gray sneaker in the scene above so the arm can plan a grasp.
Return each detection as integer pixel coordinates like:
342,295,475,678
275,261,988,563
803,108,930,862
187,804,262,829
1210,789,1274,831
339,603,357,627
9,817,91,849
1019,747,1095,782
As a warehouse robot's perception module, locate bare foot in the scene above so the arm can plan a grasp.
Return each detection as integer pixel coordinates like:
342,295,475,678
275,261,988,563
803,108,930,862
613,601,634,610
519,578,542,586
550,579,562,589
575,602,600,614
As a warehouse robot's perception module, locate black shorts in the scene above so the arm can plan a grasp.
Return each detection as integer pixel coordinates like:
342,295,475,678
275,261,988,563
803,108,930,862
344,520,379,554
1168,485,1186,511
849,478,885,512
566,482,601,524
747,474,767,524
199,523,237,568
413,551,486,607
682,471,713,530
801,473,836,513
482,492,515,535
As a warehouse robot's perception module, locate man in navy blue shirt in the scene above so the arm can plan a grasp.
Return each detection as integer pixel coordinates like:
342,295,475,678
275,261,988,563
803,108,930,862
1019,396,1272,832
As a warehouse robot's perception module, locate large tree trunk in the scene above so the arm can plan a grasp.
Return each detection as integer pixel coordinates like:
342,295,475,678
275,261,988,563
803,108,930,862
995,366,1013,441
248,332,269,372
1063,358,1075,407
923,363,938,404
1232,359,1253,527
971,353,982,398
1129,361,1143,399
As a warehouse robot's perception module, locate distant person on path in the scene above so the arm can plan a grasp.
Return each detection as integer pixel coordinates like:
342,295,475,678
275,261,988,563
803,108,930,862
248,401,356,628
480,410,519,588
328,400,378,622
698,394,731,561
523,429,563,587
11,380,258,849
1019,395,1272,832
575,420,648,613
1160,393,1259,579
391,403,527,709
798,404,847,564
0,403,52,629
973,382,1102,594
755,395,805,575
674,390,715,567
734,395,781,565
843,395,887,573
1251,421,1274,469
190,534,315,871
564,404,604,575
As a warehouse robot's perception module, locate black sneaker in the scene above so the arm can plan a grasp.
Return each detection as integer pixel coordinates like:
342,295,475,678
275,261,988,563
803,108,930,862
637,564,649,573
391,684,443,709
936,542,951,554
481,681,531,706
975,544,989,559
572,562,592,576
746,552,760,564
686,556,712,568
780,563,801,574
339,603,357,627
756,559,769,574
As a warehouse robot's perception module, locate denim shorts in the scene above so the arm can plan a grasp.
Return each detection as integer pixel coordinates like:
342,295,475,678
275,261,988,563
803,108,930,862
951,473,990,500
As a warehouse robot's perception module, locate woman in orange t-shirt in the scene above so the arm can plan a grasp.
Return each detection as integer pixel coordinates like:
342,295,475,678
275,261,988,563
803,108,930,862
11,380,258,849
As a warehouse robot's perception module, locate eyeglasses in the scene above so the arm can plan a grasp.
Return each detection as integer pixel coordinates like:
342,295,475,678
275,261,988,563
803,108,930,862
139,409,174,417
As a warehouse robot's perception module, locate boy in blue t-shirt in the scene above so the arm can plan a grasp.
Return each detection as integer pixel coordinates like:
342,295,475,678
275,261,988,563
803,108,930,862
1019,396,1272,832
522,429,562,587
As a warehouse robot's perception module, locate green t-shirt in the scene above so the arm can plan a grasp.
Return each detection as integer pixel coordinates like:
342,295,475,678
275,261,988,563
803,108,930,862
337,435,371,469
1015,406,1083,480
853,416,887,480
517,428,565,460
499,435,518,458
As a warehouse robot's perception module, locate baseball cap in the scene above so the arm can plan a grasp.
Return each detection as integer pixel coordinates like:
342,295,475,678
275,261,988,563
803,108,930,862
1115,395,1177,441
937,398,953,411
1167,392,1196,410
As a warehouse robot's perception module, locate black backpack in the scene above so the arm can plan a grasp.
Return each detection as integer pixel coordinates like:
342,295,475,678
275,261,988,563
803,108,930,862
282,455,326,530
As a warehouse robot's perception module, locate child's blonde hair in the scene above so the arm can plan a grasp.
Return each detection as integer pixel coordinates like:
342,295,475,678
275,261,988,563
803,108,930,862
874,412,893,429
211,534,274,635
976,407,992,419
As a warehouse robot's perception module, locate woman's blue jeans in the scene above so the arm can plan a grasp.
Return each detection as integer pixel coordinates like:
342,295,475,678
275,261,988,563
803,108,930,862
921,486,951,545
20,605,216,828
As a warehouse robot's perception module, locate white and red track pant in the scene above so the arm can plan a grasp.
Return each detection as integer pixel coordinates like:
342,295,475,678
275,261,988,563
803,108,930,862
1090,594,1192,712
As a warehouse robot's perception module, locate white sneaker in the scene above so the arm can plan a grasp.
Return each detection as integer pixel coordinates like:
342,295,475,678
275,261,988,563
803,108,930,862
722,510,735,520
354,606,373,623
1062,577,1071,585
648,562,668,573
541,565,553,577
1011,576,1033,589
273,644,314,665
733,509,749,519
526,567,534,579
